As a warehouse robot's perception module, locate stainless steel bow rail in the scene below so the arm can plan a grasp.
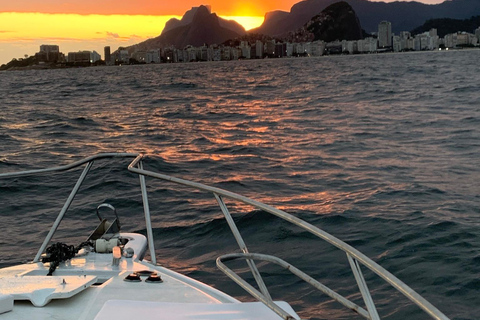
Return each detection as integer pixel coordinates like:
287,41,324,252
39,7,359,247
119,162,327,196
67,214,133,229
0,153,450,320
128,154,450,320
0,153,143,264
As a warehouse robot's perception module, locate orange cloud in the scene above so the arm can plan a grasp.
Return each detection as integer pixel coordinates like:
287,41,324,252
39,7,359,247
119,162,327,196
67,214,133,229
0,1,300,16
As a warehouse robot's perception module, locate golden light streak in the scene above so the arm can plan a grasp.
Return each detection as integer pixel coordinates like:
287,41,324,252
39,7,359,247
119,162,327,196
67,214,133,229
220,16,264,30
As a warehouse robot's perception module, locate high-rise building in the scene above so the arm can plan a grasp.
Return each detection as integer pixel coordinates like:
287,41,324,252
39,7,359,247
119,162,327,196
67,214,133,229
40,45,59,54
91,51,101,63
67,51,91,63
378,21,392,48
104,46,112,65
255,40,263,58
37,45,62,62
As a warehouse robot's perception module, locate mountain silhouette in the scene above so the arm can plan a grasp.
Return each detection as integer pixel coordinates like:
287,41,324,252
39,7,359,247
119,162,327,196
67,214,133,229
130,5,245,51
254,0,480,35
162,5,245,36
284,1,364,43
308,1,363,42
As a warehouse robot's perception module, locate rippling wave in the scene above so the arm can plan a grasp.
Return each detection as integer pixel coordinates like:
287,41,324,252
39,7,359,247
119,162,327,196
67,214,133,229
1,50,479,319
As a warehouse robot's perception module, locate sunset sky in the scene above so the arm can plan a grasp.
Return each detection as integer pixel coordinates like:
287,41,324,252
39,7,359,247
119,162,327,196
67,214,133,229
1,0,446,65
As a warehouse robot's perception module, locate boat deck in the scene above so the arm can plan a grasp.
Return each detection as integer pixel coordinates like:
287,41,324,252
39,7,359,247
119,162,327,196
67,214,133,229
0,233,243,320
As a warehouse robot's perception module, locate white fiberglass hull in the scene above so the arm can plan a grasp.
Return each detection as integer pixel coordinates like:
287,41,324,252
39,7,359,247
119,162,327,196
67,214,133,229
1,232,293,320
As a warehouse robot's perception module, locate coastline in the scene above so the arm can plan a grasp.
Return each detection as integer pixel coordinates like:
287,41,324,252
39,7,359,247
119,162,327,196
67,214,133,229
2,46,478,72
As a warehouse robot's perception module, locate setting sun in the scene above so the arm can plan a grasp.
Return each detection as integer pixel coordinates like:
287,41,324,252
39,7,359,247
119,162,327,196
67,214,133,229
220,15,264,30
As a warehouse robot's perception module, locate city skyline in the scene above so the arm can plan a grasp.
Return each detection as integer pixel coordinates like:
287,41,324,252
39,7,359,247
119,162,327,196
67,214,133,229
0,0,451,65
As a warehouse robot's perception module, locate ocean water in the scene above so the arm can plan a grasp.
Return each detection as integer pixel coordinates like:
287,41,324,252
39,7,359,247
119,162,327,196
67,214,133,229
0,50,479,320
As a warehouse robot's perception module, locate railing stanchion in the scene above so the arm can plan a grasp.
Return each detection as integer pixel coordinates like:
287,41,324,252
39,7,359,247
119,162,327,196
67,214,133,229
139,160,156,265
34,161,93,262
347,253,380,320
214,193,272,301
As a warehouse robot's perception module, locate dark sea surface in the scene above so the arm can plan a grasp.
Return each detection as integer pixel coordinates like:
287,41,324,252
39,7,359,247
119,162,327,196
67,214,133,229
0,50,479,320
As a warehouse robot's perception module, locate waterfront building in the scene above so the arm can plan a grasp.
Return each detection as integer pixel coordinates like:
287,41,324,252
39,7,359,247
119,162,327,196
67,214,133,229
115,50,130,64
91,51,101,63
173,49,183,63
378,21,392,48
456,32,470,46
239,41,251,59
414,34,427,50
66,50,100,64
213,47,222,61
250,44,257,59
295,43,306,56
221,47,231,61
207,47,215,61
406,38,415,50
274,43,286,58
460,32,477,46
104,46,112,65
444,33,455,48
412,29,440,51
265,40,276,57
286,43,294,57
36,44,63,63
67,51,91,64
132,51,148,63
198,46,209,61
393,31,414,52
40,45,60,57
305,42,315,56
255,40,264,58
231,47,241,60
312,41,326,56
184,46,196,62
326,41,342,54
146,50,160,63
342,40,356,54
444,32,477,48
400,31,411,39
357,37,378,53
179,49,186,63
163,48,175,62
392,36,401,52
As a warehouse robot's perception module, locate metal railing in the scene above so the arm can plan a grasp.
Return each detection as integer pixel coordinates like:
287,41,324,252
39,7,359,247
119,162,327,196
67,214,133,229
128,154,450,320
0,153,158,264
0,153,450,320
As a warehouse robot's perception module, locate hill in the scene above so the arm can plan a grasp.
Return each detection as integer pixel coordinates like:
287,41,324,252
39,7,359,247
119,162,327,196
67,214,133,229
284,1,363,42
411,15,480,37
253,0,480,36
307,1,363,42
129,5,245,52
162,5,245,36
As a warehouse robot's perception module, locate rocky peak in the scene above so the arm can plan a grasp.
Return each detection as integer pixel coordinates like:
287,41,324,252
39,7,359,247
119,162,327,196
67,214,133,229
308,1,363,42
285,1,363,43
